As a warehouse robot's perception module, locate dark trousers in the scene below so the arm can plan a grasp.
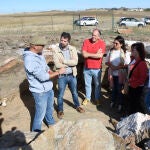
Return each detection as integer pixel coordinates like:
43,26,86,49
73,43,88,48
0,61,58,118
128,86,144,115
112,76,123,105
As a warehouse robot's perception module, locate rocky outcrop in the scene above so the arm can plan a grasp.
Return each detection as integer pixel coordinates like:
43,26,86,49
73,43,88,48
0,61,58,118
116,112,150,149
0,119,115,150
30,119,115,150
0,58,23,73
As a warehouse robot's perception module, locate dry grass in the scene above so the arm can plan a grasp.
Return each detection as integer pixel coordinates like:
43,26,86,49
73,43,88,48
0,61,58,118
0,9,149,38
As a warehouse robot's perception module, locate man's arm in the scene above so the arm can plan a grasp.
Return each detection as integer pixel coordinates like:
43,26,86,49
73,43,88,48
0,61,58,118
25,60,65,81
49,68,66,78
63,47,78,66
82,49,103,59
53,51,67,69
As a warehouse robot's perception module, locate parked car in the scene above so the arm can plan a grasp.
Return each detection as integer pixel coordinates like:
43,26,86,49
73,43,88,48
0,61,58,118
142,17,150,25
75,17,98,26
116,17,125,24
118,17,146,28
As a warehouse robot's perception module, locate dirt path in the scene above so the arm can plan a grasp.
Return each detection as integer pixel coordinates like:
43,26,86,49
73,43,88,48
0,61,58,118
0,85,121,135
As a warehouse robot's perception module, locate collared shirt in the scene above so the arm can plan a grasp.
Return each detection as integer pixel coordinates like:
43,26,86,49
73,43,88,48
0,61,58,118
23,48,53,93
60,45,72,74
53,44,78,76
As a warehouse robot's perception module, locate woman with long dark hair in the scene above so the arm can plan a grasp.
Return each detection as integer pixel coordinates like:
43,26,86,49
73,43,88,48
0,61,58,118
128,42,148,114
105,36,127,111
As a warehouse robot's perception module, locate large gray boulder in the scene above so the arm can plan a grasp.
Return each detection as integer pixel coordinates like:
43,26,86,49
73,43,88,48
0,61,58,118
116,112,150,144
0,119,115,150
29,119,115,150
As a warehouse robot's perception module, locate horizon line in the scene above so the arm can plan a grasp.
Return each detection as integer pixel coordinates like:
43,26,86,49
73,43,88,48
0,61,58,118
0,7,149,15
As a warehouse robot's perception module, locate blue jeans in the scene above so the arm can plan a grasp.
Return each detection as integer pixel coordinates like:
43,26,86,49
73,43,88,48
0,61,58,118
145,88,150,112
57,75,80,111
112,76,123,105
83,68,101,101
32,90,55,131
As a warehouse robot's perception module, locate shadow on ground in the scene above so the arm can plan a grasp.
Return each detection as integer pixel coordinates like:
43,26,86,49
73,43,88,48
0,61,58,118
19,79,35,131
96,90,122,121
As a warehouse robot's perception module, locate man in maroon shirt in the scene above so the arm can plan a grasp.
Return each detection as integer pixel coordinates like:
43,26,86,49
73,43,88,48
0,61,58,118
82,29,106,106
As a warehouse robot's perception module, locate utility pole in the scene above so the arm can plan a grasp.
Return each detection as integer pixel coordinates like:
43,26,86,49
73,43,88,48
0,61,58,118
112,9,114,31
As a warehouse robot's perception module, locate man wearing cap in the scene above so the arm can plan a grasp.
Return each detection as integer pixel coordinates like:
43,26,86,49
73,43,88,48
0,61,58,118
53,32,85,119
23,36,65,132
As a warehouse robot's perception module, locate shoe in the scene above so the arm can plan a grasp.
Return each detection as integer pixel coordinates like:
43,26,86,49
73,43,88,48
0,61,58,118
118,105,122,112
96,100,101,106
110,102,115,108
33,129,45,133
76,106,85,113
57,111,64,119
82,99,90,106
48,123,55,128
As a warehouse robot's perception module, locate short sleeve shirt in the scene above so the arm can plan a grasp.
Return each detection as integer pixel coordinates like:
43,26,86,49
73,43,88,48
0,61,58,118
82,38,106,69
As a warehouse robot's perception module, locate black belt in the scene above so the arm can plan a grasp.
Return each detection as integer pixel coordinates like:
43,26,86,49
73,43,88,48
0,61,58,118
60,73,73,76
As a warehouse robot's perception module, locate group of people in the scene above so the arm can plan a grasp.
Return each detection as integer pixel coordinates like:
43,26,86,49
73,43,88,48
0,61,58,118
23,29,105,132
23,28,150,132
106,36,150,116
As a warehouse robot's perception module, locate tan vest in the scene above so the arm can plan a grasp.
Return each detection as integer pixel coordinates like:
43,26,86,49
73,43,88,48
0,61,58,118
53,44,78,76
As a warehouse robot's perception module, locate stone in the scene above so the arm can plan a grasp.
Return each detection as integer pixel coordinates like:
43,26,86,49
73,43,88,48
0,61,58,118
116,112,150,149
117,28,132,35
15,119,116,150
0,58,21,73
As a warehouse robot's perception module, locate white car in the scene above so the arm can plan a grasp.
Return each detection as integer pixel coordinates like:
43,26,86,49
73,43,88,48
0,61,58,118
142,17,150,24
76,17,98,26
119,17,146,28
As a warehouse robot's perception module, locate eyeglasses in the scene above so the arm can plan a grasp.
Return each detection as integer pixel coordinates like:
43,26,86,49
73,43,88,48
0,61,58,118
113,42,119,45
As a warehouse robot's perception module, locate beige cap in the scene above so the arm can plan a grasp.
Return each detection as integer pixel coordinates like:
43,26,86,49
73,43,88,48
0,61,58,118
30,36,47,45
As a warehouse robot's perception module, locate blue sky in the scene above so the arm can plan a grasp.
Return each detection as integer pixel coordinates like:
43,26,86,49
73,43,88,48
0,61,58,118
0,0,150,14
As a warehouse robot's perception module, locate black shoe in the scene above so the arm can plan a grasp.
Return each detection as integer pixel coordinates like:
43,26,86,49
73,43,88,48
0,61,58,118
33,129,45,133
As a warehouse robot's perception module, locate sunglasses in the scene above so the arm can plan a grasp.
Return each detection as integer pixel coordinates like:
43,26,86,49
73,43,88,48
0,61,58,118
113,42,120,45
